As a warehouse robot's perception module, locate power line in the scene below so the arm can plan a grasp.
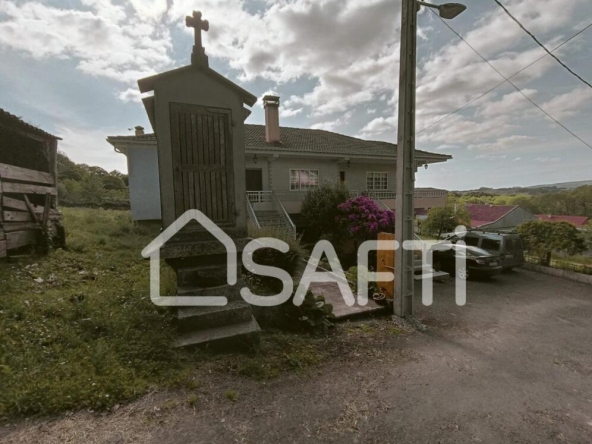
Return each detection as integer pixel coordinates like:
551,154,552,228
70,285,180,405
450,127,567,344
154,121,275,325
494,0,592,89
417,22,592,135
426,9,592,151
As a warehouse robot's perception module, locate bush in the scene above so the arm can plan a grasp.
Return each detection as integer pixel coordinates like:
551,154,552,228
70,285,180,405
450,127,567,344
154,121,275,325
336,195,395,241
517,220,586,266
345,265,378,295
246,225,307,292
300,182,351,240
282,291,335,335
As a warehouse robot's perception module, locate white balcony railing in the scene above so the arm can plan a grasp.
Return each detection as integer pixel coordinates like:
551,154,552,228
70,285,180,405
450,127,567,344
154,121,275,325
368,190,396,199
247,190,273,204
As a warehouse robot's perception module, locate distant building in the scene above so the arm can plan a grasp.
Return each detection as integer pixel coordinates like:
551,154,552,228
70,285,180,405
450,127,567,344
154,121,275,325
535,214,589,228
467,204,536,230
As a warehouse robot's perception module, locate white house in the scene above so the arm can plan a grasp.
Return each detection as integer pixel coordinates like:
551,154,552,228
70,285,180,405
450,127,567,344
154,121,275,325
107,96,451,229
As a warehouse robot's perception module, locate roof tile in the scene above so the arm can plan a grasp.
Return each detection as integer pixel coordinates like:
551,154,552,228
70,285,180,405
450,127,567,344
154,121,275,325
108,125,450,160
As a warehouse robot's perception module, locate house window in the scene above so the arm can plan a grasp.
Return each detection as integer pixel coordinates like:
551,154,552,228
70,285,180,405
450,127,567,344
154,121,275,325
366,172,388,190
290,169,319,191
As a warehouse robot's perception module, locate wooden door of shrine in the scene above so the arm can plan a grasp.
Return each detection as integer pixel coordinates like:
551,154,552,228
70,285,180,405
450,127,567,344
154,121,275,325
170,103,235,224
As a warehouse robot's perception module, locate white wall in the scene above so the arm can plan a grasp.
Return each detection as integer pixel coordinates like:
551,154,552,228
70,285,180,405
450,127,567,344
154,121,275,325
127,146,161,220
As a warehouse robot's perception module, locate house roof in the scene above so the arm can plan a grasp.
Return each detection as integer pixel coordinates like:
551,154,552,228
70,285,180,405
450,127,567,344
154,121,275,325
137,65,257,107
0,108,61,140
244,125,450,160
107,125,452,161
466,204,518,228
535,214,589,227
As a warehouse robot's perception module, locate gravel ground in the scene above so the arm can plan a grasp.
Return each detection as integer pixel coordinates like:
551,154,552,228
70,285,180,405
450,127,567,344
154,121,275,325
2,268,592,444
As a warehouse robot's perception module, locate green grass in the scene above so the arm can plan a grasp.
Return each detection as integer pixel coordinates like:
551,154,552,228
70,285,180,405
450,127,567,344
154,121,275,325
0,208,391,419
0,208,184,418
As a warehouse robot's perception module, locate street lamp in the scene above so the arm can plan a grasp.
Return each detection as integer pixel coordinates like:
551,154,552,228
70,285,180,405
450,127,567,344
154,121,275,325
418,2,466,19
393,0,466,318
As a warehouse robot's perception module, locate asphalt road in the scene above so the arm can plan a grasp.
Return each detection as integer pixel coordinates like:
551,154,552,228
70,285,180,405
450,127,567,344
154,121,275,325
3,268,591,443
160,269,592,444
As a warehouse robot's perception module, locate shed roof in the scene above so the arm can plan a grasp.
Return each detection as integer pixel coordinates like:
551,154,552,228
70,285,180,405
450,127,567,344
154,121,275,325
0,108,61,140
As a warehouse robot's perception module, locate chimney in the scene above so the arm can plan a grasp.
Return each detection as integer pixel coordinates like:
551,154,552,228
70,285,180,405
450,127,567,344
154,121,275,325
263,95,280,143
134,125,145,136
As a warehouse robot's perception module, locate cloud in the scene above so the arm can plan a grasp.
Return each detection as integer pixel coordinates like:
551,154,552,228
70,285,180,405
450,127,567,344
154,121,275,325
57,124,127,172
467,135,538,152
280,107,303,118
117,88,143,103
357,115,396,139
539,86,592,120
477,89,538,117
310,110,354,132
0,0,174,85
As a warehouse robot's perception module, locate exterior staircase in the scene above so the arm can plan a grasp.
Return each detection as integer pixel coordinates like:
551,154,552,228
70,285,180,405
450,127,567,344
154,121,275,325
254,210,288,229
246,191,297,236
164,239,261,350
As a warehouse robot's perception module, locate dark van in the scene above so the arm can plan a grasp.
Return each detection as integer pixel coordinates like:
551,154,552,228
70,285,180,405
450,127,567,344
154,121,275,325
461,231,525,270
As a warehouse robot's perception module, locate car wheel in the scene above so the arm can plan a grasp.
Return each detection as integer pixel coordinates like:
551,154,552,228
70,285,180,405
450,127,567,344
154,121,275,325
457,267,469,280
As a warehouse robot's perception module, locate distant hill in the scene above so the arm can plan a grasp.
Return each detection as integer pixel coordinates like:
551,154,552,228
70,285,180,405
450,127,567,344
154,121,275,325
527,180,592,190
457,180,592,196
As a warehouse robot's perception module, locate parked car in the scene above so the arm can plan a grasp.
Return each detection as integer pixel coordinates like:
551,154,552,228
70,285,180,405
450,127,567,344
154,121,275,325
461,231,525,270
431,243,502,280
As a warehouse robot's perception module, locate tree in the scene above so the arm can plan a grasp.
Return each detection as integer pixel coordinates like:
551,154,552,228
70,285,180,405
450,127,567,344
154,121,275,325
422,205,471,239
102,175,127,190
516,220,586,266
300,182,351,240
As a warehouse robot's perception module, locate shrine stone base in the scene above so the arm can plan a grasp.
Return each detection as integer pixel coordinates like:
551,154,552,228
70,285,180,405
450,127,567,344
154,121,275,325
163,238,260,349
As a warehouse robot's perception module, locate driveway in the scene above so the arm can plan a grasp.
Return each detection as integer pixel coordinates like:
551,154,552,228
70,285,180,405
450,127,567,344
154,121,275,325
3,269,592,443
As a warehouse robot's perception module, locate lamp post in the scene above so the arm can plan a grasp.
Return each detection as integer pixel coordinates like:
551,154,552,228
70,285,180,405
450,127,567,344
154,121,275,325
394,0,466,318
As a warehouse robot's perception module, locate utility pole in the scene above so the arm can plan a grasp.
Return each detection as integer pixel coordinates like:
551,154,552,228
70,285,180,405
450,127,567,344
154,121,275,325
394,0,418,318
394,1,466,317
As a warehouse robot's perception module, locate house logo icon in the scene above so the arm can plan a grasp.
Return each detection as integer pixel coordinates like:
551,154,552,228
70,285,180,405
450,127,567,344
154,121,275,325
141,209,237,307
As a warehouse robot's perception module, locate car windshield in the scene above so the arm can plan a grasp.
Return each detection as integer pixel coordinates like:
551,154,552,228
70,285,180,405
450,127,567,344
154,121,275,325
453,245,491,257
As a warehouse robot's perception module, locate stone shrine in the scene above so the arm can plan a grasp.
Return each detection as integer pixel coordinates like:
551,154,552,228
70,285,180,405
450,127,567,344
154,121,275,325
137,10,260,347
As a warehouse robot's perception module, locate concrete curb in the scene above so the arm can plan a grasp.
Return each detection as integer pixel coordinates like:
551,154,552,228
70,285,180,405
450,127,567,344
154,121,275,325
523,263,592,285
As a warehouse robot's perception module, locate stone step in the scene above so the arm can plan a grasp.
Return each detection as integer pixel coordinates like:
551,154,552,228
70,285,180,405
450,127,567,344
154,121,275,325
174,317,261,349
257,216,283,221
414,271,449,281
176,264,229,287
177,300,253,332
177,283,244,301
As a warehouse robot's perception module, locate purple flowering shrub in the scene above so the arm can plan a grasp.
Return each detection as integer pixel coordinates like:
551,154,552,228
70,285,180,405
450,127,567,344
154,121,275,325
336,196,395,239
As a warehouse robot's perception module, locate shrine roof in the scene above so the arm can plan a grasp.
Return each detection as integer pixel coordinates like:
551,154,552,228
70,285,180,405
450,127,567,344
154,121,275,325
137,65,257,107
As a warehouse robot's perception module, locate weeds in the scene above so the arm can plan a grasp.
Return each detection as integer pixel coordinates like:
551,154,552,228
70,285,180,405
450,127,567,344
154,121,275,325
0,208,183,418
224,390,238,402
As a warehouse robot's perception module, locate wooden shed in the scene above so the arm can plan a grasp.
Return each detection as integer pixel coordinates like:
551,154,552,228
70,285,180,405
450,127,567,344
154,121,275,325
0,109,64,258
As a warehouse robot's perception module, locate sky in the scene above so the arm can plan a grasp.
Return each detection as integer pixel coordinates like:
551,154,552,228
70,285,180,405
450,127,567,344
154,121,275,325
1,0,591,190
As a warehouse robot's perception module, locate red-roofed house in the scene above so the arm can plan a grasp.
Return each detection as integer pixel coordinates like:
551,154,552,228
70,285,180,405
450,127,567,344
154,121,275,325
535,214,590,228
467,204,536,230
